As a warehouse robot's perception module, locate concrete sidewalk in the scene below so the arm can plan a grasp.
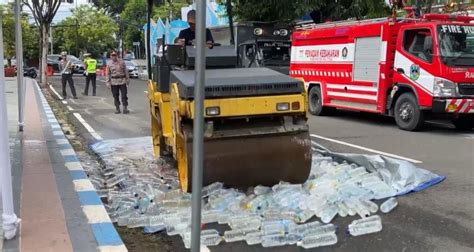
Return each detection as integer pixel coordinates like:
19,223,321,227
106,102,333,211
2,78,126,252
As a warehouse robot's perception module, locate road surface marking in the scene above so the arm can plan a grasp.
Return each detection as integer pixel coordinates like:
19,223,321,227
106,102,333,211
73,113,103,140
465,134,474,139
69,99,78,104
49,84,64,100
310,134,423,164
67,105,74,111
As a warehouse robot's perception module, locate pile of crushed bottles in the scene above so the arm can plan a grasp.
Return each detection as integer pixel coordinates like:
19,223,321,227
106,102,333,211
85,141,399,249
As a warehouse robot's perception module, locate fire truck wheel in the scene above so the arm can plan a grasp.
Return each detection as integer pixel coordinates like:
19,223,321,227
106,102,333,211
394,92,425,131
308,86,332,116
452,117,474,130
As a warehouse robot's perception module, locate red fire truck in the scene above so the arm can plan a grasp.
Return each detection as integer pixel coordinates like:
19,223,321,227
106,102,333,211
290,14,474,131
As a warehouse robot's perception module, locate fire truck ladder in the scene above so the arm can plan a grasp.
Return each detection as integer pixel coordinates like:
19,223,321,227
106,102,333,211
294,18,393,31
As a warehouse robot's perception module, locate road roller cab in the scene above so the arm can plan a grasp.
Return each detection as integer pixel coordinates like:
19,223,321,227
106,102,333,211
148,45,312,192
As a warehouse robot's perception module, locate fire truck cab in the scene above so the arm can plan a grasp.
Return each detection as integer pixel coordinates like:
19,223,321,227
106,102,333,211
291,14,474,131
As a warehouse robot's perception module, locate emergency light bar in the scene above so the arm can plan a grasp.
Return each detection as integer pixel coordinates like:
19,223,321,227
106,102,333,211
423,14,474,23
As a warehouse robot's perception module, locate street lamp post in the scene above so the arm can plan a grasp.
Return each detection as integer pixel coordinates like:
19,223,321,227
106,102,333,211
15,0,24,132
191,0,206,250
1,10,21,240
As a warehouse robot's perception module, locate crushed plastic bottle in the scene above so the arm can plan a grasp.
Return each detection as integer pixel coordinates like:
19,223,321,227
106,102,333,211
297,233,338,249
380,197,398,213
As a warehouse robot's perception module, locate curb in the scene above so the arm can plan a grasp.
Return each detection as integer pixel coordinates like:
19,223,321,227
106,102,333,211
34,82,127,252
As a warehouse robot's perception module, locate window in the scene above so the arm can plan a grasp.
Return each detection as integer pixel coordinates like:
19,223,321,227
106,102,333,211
403,29,433,63
437,25,474,67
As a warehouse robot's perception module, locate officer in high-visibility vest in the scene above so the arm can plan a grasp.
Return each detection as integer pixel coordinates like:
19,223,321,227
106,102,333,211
83,53,97,96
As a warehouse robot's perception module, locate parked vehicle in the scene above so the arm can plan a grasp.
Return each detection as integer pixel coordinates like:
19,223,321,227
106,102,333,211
47,54,85,74
291,14,474,131
124,60,139,78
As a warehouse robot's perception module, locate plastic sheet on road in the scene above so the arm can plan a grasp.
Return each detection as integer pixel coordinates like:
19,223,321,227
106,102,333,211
312,143,446,196
85,136,446,249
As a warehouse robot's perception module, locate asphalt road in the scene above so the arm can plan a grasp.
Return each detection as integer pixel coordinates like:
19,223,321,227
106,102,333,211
49,75,474,252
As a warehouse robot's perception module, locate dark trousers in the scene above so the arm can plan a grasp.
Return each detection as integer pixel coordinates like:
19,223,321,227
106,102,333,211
84,73,97,95
111,84,128,107
61,74,76,98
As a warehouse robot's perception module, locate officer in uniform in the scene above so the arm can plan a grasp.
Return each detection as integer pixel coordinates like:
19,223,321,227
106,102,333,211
106,51,130,114
58,51,77,99
83,53,97,96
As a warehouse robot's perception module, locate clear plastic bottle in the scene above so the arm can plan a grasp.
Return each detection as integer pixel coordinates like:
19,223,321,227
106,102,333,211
201,182,224,198
320,205,338,223
261,234,287,247
261,221,286,235
380,197,398,213
200,229,222,246
245,230,262,245
350,215,381,226
288,220,322,235
348,218,382,236
297,233,338,248
361,199,379,214
127,215,149,228
303,223,337,237
296,210,314,223
201,209,222,224
254,185,271,195
223,229,245,242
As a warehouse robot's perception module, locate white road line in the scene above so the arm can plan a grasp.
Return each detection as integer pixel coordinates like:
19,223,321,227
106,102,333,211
49,84,63,100
67,106,74,111
310,134,423,164
73,113,103,140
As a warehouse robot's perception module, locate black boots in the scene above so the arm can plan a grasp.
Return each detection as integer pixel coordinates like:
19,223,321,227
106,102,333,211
115,106,129,114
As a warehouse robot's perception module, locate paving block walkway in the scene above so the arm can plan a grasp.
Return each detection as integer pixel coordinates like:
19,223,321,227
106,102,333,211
3,78,126,252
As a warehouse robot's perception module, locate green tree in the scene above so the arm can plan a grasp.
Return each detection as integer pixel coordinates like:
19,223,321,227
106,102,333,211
55,5,118,57
232,0,390,22
23,0,61,86
152,0,189,20
92,0,127,16
1,4,39,61
121,0,147,53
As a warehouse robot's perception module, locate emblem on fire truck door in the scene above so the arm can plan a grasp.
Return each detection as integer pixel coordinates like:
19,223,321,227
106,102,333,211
410,64,420,81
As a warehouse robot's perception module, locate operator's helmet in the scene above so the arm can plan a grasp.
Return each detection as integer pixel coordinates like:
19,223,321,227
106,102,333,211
61,51,67,57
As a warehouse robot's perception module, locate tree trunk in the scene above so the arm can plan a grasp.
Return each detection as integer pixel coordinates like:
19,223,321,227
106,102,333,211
40,24,49,87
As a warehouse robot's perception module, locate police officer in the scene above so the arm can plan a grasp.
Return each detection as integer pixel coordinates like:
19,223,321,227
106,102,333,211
83,53,97,96
106,51,130,114
58,51,77,99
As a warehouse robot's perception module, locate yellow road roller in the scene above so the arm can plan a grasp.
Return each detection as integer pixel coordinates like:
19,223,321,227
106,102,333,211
147,45,311,192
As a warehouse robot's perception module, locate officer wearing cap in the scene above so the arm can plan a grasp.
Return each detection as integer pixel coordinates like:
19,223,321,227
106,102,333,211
83,53,97,96
58,51,77,99
106,51,130,114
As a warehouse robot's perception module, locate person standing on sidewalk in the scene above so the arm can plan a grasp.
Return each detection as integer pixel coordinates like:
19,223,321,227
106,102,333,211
82,53,97,96
58,52,77,99
106,51,130,114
